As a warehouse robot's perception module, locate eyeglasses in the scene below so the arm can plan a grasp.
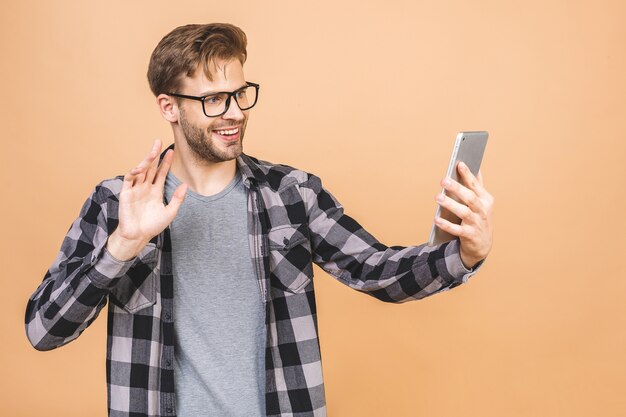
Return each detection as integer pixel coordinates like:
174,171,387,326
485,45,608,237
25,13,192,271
167,81,260,118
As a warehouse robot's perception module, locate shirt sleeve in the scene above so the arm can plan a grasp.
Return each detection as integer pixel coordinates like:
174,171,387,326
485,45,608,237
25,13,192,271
299,172,485,303
24,182,137,351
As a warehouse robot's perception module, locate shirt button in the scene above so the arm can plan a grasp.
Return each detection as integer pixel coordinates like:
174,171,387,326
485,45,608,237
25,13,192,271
165,406,173,413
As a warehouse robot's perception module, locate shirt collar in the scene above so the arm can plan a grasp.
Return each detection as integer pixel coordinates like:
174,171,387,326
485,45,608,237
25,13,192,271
158,142,266,188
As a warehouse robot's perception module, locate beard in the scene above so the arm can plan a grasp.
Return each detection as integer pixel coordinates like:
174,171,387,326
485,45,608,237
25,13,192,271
178,106,245,164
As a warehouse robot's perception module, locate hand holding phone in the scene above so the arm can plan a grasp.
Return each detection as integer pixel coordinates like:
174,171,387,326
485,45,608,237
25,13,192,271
428,131,489,246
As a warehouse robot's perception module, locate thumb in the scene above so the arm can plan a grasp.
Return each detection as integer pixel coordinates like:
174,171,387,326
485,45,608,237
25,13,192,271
164,183,188,220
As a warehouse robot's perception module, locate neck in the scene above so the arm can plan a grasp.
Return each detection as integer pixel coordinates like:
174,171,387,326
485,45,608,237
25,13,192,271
169,138,238,197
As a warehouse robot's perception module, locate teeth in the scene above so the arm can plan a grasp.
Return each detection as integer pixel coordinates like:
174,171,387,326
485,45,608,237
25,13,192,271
215,127,239,135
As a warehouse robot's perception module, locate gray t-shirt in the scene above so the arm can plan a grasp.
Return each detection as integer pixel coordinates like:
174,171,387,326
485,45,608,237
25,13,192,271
164,167,265,417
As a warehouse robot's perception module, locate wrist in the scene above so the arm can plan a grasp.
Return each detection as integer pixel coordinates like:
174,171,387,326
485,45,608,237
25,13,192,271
106,230,150,262
459,249,481,271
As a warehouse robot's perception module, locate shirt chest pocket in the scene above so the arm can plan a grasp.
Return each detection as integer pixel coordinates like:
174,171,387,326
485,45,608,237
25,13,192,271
267,223,313,294
109,243,159,314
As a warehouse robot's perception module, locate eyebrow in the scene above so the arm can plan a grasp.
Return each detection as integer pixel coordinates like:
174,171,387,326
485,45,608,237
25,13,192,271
198,83,248,96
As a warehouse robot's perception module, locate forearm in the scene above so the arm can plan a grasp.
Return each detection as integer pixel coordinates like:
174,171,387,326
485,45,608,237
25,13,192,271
312,234,482,303
25,183,139,350
302,173,484,303
25,270,108,351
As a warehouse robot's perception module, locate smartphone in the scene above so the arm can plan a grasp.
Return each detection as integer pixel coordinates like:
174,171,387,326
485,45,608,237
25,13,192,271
427,131,489,246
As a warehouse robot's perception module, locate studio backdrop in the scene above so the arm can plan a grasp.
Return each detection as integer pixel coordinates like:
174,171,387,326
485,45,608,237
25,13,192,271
1,0,625,416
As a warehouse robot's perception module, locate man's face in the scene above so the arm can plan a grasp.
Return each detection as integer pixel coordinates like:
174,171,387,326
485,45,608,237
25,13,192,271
175,58,249,163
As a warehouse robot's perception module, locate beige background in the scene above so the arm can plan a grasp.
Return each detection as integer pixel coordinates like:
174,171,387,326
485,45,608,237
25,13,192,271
1,0,625,416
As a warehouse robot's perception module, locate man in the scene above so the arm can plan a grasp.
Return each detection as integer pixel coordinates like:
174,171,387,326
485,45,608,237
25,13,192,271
25,23,494,417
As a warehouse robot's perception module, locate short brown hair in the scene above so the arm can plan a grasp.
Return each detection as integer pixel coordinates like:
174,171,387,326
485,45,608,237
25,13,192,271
147,23,248,96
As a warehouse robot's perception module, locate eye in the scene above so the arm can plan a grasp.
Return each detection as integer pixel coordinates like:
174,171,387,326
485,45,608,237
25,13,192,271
205,95,222,104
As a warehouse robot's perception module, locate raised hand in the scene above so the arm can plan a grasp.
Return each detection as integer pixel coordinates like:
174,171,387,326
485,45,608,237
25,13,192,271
434,161,494,269
106,139,188,261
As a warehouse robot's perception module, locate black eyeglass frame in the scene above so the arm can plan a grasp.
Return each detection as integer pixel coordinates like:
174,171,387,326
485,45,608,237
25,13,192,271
167,81,260,118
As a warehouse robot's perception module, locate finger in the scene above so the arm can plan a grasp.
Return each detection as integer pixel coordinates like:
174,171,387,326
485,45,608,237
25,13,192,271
441,175,484,213
153,148,174,186
133,140,161,185
145,157,159,185
472,168,494,208
131,164,151,186
456,162,488,199
435,193,473,222
164,182,188,220
122,169,136,193
123,161,151,187
434,215,469,238
123,165,150,192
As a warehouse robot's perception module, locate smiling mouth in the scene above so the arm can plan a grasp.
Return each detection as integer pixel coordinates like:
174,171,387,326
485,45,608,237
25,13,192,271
212,126,241,142
213,126,240,136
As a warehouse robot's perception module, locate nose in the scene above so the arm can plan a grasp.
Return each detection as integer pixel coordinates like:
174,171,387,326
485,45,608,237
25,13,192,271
222,96,245,121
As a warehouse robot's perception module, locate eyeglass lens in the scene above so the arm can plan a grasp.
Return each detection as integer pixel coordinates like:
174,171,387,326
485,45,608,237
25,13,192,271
203,86,257,116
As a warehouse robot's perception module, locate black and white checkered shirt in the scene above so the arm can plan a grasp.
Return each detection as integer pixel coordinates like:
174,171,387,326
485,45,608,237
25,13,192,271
25,143,484,416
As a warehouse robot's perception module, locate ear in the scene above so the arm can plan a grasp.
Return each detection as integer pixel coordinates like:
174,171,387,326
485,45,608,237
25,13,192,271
157,94,179,123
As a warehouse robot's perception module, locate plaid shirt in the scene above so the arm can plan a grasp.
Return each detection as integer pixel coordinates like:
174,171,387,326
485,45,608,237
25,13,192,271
25,142,484,417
